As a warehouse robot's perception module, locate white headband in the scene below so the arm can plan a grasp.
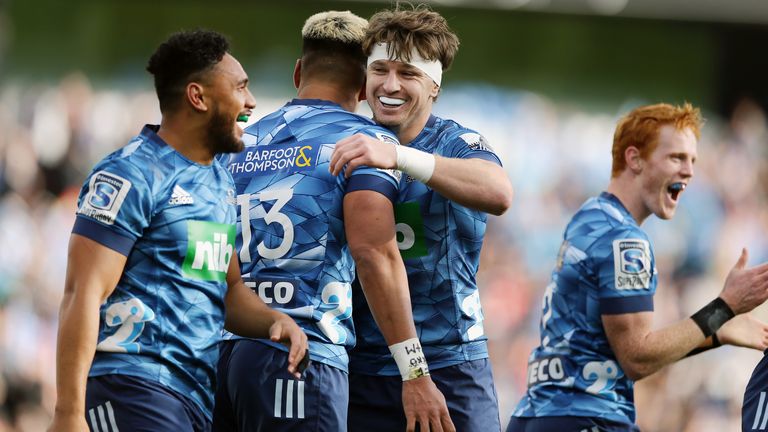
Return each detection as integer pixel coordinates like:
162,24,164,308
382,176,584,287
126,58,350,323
367,42,443,87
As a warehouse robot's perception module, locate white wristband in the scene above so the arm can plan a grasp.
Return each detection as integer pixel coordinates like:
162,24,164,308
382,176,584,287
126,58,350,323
395,145,435,183
389,337,430,381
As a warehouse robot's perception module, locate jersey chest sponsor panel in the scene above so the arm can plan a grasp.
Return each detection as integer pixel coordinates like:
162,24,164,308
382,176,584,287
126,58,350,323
225,101,400,370
351,116,502,375
514,192,657,424
74,125,237,417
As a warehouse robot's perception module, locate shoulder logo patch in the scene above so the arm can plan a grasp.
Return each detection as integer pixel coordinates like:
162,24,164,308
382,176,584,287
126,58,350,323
612,238,652,290
78,170,132,225
169,185,194,206
459,132,494,152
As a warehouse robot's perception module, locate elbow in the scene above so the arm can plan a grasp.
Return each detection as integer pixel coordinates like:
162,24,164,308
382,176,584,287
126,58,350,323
349,245,385,269
487,183,514,216
618,358,655,381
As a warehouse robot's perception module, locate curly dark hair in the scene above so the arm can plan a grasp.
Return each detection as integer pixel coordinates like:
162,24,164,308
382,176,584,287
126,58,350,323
147,29,230,113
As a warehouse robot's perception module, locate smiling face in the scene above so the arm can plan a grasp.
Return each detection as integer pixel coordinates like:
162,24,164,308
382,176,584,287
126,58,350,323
203,53,256,154
366,59,439,143
636,125,698,220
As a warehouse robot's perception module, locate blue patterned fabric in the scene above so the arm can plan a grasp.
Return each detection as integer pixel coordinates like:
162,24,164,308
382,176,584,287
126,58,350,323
350,115,503,375
75,125,238,419
220,99,401,371
512,192,657,425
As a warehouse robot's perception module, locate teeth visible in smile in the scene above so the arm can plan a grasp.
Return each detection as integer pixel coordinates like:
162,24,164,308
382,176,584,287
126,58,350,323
379,96,405,106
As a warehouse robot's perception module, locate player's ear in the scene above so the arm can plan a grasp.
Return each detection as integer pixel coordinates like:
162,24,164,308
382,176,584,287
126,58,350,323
429,82,439,99
293,59,302,89
626,146,643,173
358,76,367,102
187,82,208,112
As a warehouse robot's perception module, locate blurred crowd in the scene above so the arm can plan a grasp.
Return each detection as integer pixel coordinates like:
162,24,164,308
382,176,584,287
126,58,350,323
0,73,766,431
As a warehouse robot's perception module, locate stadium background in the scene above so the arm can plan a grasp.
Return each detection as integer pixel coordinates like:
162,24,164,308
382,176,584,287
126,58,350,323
0,0,767,430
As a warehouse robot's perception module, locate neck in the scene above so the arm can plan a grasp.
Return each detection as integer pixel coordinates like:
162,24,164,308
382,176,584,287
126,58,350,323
297,82,359,112
156,113,214,165
606,175,650,225
396,108,432,145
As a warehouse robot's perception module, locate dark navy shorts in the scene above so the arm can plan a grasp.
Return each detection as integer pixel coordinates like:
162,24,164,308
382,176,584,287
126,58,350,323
348,358,501,432
86,374,210,432
213,339,348,432
506,416,640,432
743,351,768,431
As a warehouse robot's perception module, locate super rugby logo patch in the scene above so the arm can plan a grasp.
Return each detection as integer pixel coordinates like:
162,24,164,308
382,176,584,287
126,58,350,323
612,238,652,290
77,170,132,225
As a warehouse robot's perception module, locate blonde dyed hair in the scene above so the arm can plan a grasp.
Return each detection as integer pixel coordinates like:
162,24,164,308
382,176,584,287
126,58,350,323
302,10,368,44
611,102,703,178
363,3,459,71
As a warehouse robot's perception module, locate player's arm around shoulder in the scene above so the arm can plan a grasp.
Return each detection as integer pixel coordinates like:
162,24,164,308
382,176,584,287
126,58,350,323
50,235,128,432
343,190,455,432
330,130,512,215
222,255,308,379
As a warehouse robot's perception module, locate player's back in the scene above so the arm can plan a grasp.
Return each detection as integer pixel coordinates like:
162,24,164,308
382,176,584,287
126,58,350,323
222,99,400,371
513,192,657,425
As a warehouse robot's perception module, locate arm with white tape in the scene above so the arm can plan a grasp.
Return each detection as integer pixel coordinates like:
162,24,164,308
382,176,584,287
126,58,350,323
343,189,454,431
330,134,512,216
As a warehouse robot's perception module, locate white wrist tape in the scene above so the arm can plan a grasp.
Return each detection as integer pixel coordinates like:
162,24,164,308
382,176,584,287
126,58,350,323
389,338,430,381
395,145,435,183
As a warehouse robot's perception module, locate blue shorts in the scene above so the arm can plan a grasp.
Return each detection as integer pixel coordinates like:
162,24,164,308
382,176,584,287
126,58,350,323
348,358,500,432
86,374,210,432
506,416,640,432
213,339,348,432
743,351,768,431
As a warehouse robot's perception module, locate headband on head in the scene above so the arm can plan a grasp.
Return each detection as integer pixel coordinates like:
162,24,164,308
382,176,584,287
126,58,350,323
367,42,443,87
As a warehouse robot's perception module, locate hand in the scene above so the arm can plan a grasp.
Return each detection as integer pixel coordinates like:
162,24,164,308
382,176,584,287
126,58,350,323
329,133,397,177
402,376,455,432
719,248,768,314
269,313,309,379
717,313,768,351
48,412,89,432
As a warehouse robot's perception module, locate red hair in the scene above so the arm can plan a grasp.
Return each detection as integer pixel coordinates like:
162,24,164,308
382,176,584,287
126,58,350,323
611,103,702,178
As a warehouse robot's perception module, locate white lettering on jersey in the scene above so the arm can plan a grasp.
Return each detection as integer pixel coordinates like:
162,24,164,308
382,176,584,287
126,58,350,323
527,356,566,387
78,170,132,225
612,238,652,290
168,184,194,205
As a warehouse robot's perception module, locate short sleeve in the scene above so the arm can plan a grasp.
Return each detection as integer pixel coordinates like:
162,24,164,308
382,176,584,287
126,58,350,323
72,159,152,256
444,130,502,166
593,227,657,315
344,126,401,202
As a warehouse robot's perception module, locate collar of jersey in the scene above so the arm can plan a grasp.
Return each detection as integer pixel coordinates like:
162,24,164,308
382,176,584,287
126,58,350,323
599,191,635,221
138,124,216,168
287,98,342,109
407,114,439,148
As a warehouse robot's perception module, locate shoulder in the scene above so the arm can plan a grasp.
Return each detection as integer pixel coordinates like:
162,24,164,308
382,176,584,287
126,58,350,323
432,117,495,152
568,197,649,250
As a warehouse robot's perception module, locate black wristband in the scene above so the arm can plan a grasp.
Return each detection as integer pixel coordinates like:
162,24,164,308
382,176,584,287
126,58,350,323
690,298,735,338
712,331,721,348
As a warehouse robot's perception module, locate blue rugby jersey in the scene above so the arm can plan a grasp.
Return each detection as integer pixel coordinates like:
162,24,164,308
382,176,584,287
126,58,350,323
74,125,238,419
220,99,401,371
512,192,657,425
350,115,503,375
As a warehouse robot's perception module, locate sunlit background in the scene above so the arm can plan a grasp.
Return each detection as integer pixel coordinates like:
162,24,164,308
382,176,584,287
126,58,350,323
0,1,767,430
